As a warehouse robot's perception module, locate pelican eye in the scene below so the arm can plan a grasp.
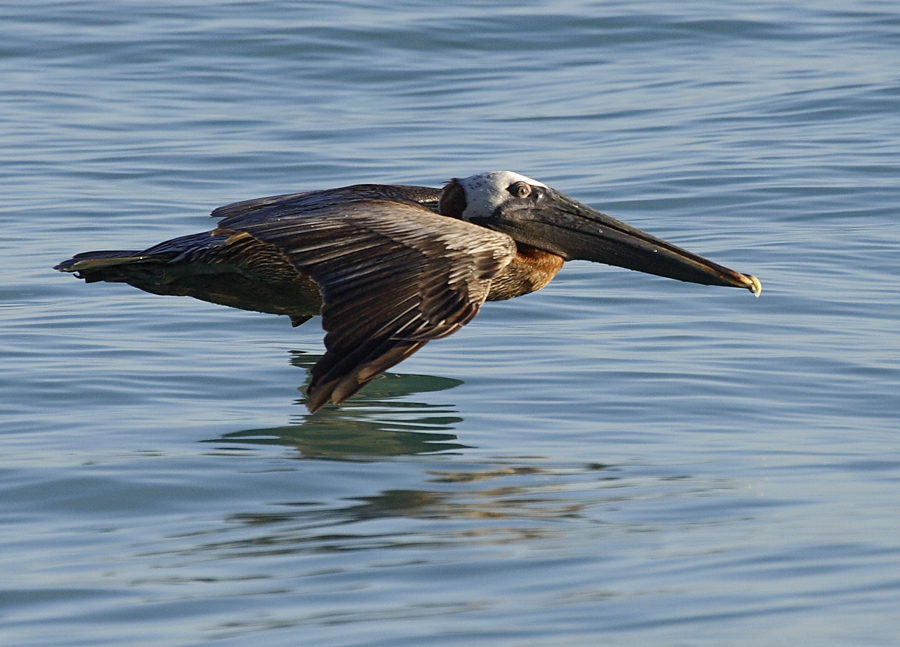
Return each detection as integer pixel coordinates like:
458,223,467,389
508,181,532,199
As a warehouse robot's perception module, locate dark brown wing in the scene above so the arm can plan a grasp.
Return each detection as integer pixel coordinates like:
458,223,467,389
220,196,516,412
211,192,310,221
211,184,443,222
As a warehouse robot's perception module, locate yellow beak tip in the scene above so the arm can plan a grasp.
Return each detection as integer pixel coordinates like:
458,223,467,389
746,274,762,297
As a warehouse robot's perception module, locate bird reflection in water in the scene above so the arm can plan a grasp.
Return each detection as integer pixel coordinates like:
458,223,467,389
204,352,619,551
216,351,469,459
216,461,613,551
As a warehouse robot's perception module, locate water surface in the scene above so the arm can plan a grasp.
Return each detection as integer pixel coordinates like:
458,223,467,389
2,2,899,646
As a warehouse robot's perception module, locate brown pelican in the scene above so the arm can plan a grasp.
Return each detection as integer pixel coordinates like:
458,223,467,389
56,171,761,412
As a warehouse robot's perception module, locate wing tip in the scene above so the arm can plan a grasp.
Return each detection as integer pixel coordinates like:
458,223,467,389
304,340,427,413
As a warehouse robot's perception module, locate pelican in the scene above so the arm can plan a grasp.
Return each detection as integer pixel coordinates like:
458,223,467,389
56,171,761,412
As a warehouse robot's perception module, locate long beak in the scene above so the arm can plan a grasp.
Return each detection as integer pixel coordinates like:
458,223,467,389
496,189,761,297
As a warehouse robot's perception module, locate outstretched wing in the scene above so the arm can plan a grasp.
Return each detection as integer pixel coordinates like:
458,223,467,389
211,184,444,221
219,195,517,412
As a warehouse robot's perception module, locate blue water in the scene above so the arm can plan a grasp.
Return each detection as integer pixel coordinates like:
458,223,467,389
2,1,900,645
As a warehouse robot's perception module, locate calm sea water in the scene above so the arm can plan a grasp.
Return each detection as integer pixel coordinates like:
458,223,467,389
2,1,899,645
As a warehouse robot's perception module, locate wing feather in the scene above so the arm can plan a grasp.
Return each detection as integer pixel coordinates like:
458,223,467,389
222,195,516,411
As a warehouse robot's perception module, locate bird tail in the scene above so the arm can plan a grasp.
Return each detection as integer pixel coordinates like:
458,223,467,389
55,233,320,324
54,251,161,284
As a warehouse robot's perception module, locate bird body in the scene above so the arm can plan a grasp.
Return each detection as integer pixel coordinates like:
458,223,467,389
57,171,760,411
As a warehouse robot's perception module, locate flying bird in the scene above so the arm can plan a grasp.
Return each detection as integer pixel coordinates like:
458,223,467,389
56,171,761,412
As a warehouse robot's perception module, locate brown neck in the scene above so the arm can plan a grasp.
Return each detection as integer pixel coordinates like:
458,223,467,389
487,243,564,301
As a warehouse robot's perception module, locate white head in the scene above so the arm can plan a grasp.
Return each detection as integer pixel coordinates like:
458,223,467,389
440,171,548,221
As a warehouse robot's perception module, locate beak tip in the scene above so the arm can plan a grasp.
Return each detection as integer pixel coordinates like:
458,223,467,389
745,274,762,297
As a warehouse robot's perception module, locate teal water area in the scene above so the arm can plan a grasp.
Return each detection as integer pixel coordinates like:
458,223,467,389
2,2,899,645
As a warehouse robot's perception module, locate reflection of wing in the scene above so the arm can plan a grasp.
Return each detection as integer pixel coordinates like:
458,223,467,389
218,194,517,412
